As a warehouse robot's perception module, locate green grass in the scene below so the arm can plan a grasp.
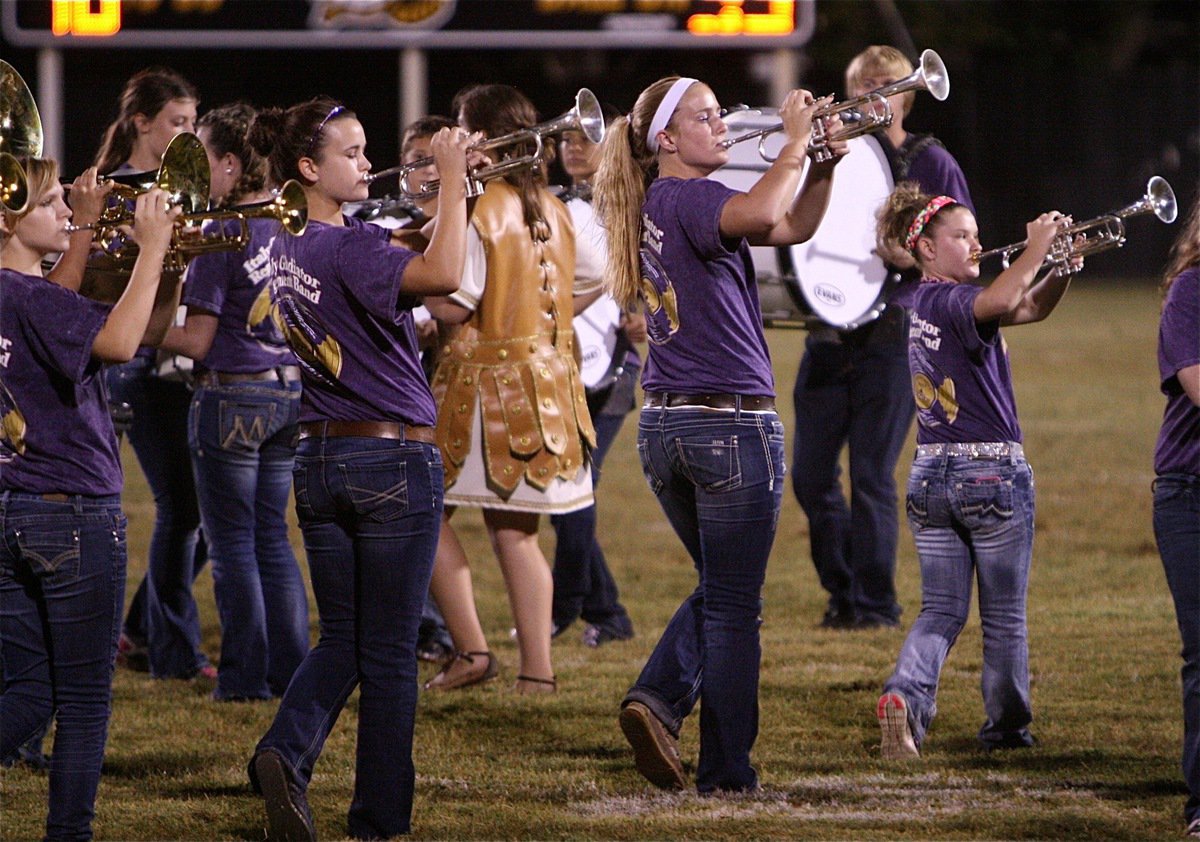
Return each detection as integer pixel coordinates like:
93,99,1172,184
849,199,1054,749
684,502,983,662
0,280,1186,840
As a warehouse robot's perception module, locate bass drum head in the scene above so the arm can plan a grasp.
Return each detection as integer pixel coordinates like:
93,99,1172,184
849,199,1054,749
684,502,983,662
787,133,894,329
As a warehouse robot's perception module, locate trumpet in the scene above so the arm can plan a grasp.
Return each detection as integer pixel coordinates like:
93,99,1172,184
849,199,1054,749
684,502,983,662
721,48,949,163
972,176,1178,276
364,88,605,201
169,179,308,266
0,59,45,213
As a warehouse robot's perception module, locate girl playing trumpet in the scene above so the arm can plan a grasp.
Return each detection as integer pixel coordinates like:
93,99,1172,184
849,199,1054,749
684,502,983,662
873,182,1079,759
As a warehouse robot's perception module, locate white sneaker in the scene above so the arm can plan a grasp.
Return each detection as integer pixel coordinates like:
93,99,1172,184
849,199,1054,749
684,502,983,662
877,692,920,759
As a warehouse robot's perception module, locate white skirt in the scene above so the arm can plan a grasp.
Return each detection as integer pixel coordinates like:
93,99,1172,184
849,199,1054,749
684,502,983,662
443,405,593,515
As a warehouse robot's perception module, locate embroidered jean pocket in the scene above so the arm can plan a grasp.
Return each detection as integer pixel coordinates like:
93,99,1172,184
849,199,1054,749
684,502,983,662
341,462,409,523
636,436,663,497
956,475,1015,527
16,523,81,579
219,400,276,453
906,478,930,523
676,435,742,493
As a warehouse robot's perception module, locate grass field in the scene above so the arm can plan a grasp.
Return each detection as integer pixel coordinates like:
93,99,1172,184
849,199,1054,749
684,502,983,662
0,280,1187,841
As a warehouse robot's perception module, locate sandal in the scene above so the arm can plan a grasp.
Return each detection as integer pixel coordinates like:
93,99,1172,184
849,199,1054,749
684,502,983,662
514,674,557,695
423,651,498,692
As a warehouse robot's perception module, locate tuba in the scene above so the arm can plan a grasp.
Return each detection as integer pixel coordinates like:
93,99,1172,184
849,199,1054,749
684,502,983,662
0,60,45,213
721,49,949,163
363,88,605,201
972,176,1178,276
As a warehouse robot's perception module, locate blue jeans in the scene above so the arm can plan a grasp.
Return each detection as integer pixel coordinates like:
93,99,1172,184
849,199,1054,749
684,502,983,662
791,331,913,623
106,357,208,678
189,380,308,700
1154,473,1200,825
550,409,632,632
0,492,126,841
627,406,785,792
885,454,1036,749
255,435,444,839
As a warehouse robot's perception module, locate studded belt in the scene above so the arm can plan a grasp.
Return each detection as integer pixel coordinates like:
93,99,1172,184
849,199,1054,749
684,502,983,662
915,442,1024,460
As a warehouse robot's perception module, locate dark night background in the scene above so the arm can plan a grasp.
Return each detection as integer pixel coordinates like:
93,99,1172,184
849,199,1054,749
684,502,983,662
2,0,1197,278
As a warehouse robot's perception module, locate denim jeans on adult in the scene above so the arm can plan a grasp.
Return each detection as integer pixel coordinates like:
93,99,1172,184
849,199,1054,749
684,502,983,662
105,357,208,678
1153,473,1200,825
255,435,443,839
627,406,785,792
791,332,913,623
550,409,631,631
189,379,308,700
0,492,126,841
885,454,1036,749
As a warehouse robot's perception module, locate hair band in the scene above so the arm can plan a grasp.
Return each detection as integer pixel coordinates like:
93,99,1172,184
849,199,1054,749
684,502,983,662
646,77,697,153
305,105,347,157
905,195,957,252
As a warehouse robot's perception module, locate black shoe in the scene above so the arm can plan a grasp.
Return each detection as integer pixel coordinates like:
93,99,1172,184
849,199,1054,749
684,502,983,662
252,750,316,842
819,607,857,629
852,614,900,630
582,619,634,648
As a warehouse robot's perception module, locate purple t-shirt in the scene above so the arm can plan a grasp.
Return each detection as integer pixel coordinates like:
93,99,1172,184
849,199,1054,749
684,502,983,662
263,216,434,425
184,217,298,373
638,177,774,397
908,281,1022,444
1155,265,1199,476
0,270,122,495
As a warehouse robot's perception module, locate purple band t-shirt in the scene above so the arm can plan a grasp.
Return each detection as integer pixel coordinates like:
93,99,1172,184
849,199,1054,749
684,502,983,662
638,177,774,397
184,216,298,373
1155,265,1199,476
908,281,1022,444
263,216,434,425
0,270,122,495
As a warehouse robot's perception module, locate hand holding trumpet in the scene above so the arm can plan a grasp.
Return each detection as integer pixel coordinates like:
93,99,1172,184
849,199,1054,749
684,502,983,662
65,167,114,231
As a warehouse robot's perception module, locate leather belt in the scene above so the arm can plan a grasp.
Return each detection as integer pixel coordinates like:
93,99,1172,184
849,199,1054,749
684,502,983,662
298,420,437,444
41,493,70,503
915,442,1024,460
642,391,776,412
197,366,301,386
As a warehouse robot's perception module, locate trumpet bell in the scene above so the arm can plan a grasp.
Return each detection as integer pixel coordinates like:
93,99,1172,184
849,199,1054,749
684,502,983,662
572,88,605,145
0,59,45,213
1145,176,1177,224
157,132,210,214
271,179,309,236
917,49,950,102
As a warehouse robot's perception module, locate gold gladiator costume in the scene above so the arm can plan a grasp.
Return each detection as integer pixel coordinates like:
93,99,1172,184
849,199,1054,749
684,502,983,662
432,180,596,512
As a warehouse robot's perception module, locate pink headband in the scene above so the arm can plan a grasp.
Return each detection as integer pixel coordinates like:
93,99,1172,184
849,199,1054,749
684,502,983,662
905,195,957,252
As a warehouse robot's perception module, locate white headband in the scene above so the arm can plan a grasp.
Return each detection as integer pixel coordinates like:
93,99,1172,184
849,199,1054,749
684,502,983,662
646,77,697,153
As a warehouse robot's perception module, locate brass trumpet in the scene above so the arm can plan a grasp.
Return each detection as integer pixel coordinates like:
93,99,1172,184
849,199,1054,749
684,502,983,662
972,176,1178,276
0,59,45,213
170,179,308,265
721,48,949,163
364,88,605,201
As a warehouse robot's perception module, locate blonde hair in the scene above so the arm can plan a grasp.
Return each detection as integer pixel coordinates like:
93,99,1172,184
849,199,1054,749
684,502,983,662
845,45,916,118
1162,192,1200,297
0,157,58,239
593,76,683,309
876,180,957,269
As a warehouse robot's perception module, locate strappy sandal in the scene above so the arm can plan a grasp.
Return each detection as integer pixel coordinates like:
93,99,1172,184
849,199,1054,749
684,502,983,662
514,674,557,695
423,651,498,692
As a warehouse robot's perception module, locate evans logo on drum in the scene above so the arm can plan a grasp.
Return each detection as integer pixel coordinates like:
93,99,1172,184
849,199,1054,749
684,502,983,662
812,283,846,307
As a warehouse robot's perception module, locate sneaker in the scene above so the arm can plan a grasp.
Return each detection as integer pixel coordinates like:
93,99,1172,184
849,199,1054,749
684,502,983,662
877,692,920,759
115,633,149,673
253,750,316,842
1186,817,1200,837
582,621,634,648
619,701,687,790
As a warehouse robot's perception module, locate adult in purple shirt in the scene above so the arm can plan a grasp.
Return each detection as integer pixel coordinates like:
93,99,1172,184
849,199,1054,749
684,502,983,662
157,103,309,703
1152,196,1200,838
792,46,975,631
0,159,179,842
594,76,844,793
242,97,471,842
873,182,1078,759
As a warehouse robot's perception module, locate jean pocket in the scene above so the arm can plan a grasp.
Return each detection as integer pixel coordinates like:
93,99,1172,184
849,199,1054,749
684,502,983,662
219,399,276,453
906,478,930,523
340,461,409,522
636,436,664,496
955,475,1015,526
16,521,81,579
292,462,313,517
675,434,742,493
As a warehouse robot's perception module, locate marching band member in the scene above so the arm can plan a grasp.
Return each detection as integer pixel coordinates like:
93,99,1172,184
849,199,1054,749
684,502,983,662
155,102,310,702
550,110,640,648
793,45,975,631
0,158,180,841
244,97,471,840
1151,195,1200,837
593,76,842,792
423,83,596,695
93,67,213,683
873,182,1078,758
